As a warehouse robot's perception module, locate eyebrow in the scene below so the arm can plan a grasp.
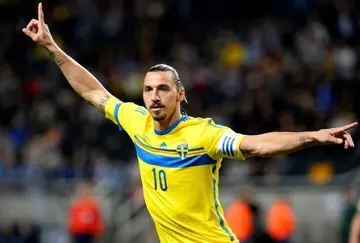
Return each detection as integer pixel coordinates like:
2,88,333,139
144,84,171,89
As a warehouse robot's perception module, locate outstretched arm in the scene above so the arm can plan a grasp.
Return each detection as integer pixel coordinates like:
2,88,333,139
23,3,111,113
240,122,358,158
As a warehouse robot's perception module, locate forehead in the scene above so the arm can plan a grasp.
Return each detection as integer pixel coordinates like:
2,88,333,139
144,71,174,86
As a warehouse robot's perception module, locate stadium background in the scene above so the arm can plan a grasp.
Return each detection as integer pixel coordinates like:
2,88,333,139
1,0,360,242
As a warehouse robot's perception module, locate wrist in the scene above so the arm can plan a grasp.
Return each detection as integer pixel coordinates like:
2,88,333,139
299,132,319,146
44,43,65,67
307,131,319,142
45,42,59,53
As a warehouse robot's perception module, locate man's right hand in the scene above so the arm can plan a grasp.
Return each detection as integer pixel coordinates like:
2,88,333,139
22,2,55,48
22,2,113,114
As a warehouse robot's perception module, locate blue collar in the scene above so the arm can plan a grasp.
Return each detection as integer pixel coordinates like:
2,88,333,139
154,113,187,135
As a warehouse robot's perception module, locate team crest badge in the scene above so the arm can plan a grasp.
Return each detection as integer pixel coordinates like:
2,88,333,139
177,141,188,160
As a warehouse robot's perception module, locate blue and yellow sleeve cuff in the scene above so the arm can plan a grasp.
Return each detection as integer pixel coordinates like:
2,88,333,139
105,96,123,130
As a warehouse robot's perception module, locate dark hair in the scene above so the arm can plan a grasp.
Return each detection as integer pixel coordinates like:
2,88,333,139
148,64,188,103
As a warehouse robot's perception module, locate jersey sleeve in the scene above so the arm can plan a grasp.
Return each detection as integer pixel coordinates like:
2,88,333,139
104,96,147,134
202,119,246,160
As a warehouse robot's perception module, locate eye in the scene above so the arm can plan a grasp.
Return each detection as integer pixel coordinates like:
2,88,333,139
160,86,168,92
144,87,152,92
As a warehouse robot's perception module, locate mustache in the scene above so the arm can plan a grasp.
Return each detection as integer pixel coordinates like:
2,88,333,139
150,103,165,108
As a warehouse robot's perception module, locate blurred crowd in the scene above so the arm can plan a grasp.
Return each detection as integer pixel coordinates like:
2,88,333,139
225,187,359,243
0,222,41,243
226,189,296,243
0,0,360,188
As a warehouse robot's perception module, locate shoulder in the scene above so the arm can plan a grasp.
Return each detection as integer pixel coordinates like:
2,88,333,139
105,96,147,117
120,102,147,114
123,103,151,131
107,100,150,130
179,116,220,135
199,117,229,136
184,116,225,129
183,116,231,143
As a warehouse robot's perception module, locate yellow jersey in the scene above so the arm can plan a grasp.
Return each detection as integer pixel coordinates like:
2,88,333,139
105,96,245,243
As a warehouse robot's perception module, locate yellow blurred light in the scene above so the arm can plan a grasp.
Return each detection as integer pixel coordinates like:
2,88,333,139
307,161,334,185
221,42,246,69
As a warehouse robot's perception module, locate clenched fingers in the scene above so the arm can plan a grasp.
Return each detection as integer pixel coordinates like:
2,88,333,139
26,19,39,30
344,140,349,149
26,19,40,36
22,27,36,40
344,132,355,148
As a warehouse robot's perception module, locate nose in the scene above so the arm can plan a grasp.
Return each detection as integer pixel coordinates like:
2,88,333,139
151,90,160,102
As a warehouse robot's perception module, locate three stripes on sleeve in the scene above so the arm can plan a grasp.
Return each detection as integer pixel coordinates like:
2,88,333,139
218,130,243,158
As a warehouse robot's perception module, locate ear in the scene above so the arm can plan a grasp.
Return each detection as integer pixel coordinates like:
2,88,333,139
177,88,185,102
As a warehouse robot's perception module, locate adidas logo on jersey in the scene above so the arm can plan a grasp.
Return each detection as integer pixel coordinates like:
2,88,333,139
160,142,167,148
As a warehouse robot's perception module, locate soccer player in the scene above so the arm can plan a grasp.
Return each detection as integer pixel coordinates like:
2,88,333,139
23,3,357,243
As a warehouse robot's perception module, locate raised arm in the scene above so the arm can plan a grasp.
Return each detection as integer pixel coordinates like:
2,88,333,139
22,3,111,113
240,122,358,158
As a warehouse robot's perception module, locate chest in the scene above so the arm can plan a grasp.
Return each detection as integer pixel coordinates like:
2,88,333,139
133,127,203,155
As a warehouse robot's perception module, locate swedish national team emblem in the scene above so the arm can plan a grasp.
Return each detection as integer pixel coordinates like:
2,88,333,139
177,141,188,159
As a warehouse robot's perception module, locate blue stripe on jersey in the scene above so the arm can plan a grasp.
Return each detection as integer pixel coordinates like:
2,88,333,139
154,115,187,135
135,107,147,115
212,165,235,241
225,137,232,156
134,143,216,168
114,102,123,131
222,137,229,156
134,135,204,153
228,138,235,156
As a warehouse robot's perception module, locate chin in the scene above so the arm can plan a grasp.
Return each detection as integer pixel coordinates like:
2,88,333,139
152,113,166,121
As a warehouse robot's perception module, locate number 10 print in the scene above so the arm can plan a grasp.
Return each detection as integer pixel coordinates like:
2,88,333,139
152,168,168,191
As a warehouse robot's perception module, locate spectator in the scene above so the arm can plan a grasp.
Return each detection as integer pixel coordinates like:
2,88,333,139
266,193,296,243
67,181,104,243
225,188,256,243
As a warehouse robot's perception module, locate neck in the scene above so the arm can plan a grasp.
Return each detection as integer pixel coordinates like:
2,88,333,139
154,110,182,132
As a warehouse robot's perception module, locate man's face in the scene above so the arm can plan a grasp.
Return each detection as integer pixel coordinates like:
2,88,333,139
143,71,179,122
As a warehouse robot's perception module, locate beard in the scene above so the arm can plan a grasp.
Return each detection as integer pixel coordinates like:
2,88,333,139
150,109,167,121
152,113,166,121
148,102,176,122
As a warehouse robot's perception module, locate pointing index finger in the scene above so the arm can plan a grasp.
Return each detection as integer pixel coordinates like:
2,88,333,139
38,2,44,24
341,122,358,131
